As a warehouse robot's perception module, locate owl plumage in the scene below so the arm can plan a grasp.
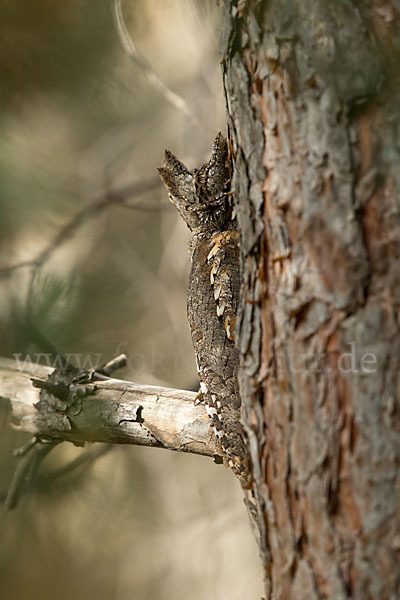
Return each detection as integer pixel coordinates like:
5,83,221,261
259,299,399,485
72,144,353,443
158,133,250,486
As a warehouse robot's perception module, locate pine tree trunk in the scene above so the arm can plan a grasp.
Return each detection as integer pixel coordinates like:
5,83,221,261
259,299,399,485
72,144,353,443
222,1,400,597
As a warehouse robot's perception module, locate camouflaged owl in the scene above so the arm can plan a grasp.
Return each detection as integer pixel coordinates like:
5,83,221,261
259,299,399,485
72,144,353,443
158,133,250,486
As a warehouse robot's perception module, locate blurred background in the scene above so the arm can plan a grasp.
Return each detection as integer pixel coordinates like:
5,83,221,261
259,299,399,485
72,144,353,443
0,1,263,599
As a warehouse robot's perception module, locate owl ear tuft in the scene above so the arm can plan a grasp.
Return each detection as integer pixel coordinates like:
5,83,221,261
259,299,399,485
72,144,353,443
161,150,190,176
210,133,228,166
158,150,192,197
204,133,230,198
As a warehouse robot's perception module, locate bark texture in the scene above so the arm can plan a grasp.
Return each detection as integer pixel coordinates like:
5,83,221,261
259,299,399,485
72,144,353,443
222,1,400,598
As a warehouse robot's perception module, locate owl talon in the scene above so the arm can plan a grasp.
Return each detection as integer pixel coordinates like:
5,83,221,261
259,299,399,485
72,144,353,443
194,389,205,406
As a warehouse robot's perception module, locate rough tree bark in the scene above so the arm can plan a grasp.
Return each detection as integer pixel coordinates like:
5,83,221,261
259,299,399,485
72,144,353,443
223,1,400,598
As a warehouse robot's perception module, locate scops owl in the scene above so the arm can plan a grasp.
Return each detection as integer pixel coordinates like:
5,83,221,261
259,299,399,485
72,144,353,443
158,133,250,486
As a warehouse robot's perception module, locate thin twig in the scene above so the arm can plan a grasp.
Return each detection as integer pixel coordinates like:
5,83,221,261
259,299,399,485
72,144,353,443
5,438,61,510
0,176,163,279
112,0,210,131
2,442,112,509
37,444,112,483
96,354,127,376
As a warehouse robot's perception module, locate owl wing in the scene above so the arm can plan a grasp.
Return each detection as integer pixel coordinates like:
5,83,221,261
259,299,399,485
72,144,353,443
187,229,249,481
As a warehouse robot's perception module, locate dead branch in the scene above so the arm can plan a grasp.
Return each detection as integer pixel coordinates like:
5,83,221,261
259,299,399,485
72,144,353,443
0,357,221,460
